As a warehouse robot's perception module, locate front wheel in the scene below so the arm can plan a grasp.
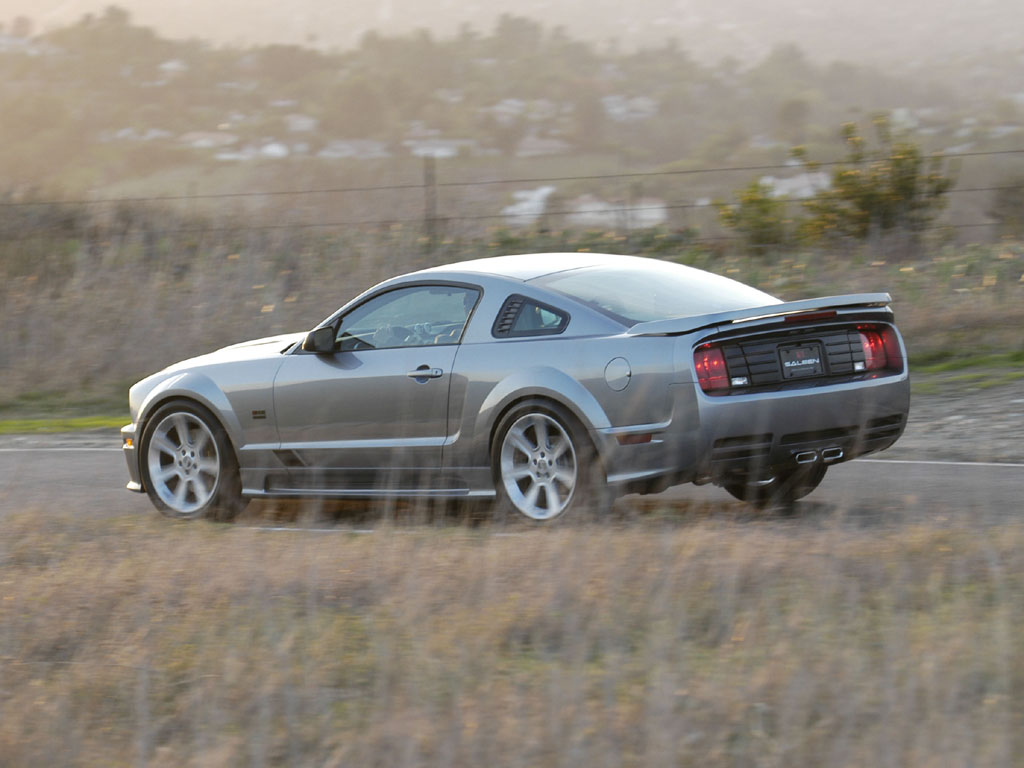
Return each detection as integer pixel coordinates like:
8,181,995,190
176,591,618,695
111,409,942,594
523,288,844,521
723,463,827,508
140,401,247,521
492,400,608,523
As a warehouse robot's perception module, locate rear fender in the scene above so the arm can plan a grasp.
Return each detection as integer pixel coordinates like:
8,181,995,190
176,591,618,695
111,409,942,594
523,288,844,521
470,367,611,460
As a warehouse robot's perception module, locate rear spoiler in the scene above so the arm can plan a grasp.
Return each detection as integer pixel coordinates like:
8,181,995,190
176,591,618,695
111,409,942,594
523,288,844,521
626,293,893,337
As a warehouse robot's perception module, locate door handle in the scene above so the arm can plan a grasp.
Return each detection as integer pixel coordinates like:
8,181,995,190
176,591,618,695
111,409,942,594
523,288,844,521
407,366,443,380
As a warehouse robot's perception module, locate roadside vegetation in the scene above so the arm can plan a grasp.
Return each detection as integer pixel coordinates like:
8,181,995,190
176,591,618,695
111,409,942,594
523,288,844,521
1,507,1022,766
1,198,1021,426
716,117,955,254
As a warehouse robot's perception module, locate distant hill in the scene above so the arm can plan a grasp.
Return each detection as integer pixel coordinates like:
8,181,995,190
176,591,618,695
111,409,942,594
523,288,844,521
6,0,1023,65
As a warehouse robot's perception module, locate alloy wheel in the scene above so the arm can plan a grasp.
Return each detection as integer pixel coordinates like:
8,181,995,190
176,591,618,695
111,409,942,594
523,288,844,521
499,412,578,520
146,411,221,516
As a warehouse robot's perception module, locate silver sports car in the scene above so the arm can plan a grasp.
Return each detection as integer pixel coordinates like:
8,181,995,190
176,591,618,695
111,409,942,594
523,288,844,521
122,253,909,520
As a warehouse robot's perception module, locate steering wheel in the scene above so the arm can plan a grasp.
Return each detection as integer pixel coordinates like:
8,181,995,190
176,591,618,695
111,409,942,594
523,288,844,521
372,324,413,348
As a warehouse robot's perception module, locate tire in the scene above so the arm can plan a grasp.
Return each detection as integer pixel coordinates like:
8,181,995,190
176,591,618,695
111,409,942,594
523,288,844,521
723,463,827,508
140,400,248,521
491,399,609,523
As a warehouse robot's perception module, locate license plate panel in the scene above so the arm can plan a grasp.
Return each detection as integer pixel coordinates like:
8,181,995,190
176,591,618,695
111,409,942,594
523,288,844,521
779,343,824,379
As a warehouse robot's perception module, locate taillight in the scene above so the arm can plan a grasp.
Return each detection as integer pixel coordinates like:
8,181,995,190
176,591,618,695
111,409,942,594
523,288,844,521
858,326,903,373
859,330,887,370
694,346,729,392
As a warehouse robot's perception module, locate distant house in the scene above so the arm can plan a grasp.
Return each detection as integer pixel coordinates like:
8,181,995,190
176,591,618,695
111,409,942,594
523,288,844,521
317,140,392,160
760,172,830,199
215,141,293,161
602,95,658,123
158,59,188,75
482,98,566,126
565,194,668,229
402,138,481,159
0,33,31,53
501,186,557,226
217,81,257,93
515,133,572,158
285,114,319,133
259,142,289,158
179,131,239,149
990,125,1021,140
103,127,173,142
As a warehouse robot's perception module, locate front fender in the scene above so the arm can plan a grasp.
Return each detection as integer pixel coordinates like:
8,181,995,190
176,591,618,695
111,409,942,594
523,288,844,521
134,371,246,449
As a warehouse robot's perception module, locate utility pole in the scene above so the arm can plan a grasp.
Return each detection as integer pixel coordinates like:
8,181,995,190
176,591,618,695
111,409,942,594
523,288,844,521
423,155,437,252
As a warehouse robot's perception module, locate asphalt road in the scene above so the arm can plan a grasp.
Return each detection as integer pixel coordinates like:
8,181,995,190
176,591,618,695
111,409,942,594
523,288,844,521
2,442,1022,526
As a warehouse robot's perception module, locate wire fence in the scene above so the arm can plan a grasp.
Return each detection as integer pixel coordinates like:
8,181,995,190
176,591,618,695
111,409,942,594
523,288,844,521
1,148,1023,246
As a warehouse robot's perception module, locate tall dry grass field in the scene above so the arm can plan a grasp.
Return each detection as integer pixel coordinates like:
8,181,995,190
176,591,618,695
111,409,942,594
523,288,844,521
1,508,1022,766
2,200,1022,414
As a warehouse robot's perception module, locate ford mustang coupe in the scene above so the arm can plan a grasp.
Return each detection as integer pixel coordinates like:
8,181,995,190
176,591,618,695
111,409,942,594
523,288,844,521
122,253,909,521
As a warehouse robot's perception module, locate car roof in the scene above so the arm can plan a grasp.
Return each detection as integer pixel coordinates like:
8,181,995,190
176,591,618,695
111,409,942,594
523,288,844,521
414,252,649,282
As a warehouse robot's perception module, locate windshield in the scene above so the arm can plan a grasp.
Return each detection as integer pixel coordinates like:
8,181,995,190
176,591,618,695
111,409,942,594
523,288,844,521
531,260,779,325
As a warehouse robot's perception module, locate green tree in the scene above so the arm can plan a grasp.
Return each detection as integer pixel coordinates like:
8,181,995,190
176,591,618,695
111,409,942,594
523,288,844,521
715,181,795,253
798,118,954,242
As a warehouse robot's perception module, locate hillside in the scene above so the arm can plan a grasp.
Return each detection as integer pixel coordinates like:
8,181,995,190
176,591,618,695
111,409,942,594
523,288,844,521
7,0,1024,65
1,7,1022,233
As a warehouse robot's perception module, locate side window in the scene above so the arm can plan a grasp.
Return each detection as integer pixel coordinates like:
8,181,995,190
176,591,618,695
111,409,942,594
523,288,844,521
335,284,480,351
492,295,569,338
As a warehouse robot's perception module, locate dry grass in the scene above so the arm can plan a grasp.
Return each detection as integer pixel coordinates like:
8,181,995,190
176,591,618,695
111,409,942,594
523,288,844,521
1,205,1022,414
2,508,1023,766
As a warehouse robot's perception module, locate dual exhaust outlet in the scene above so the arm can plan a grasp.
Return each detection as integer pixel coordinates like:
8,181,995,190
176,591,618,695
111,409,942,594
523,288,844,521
795,447,844,465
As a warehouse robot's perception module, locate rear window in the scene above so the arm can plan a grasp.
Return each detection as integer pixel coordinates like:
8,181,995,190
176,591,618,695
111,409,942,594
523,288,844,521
531,261,777,324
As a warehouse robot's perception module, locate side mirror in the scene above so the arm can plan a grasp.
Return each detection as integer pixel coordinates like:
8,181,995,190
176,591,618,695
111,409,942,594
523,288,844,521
301,326,336,354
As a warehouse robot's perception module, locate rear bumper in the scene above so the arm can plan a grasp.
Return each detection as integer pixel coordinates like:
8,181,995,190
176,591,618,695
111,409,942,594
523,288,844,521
121,423,144,493
596,372,909,493
694,373,910,482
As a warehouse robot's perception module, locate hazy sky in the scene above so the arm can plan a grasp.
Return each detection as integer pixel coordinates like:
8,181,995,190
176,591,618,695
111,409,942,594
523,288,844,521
1,0,1020,65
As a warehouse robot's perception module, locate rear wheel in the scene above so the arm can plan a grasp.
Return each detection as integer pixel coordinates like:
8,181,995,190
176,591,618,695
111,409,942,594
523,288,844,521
140,401,247,521
492,400,608,523
723,463,827,508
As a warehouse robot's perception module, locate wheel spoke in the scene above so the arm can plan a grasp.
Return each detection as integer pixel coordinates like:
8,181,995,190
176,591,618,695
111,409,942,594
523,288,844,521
531,416,550,450
550,438,570,461
155,465,180,483
544,482,561,514
508,430,535,457
522,482,541,511
172,479,189,507
193,429,211,454
196,457,219,475
191,474,210,502
151,433,178,458
551,468,575,489
173,414,191,446
507,465,533,481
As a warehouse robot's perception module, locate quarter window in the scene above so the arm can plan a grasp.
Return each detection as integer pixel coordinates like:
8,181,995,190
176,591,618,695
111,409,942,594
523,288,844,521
492,295,569,338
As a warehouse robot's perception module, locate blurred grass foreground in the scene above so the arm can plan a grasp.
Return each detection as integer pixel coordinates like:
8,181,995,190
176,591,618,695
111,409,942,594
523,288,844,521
1,510,1022,766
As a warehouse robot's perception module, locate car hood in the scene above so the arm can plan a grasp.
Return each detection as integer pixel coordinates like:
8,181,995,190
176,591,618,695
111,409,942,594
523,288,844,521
163,332,305,372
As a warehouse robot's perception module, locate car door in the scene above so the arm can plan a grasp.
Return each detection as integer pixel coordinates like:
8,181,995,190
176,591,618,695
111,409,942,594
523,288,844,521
272,283,480,489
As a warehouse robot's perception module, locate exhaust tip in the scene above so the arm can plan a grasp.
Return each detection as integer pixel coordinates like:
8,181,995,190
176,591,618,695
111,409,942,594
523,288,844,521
822,447,844,463
795,451,819,464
